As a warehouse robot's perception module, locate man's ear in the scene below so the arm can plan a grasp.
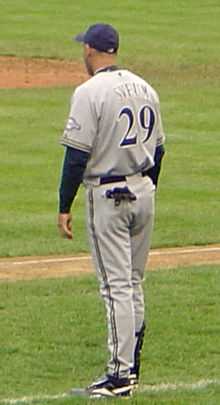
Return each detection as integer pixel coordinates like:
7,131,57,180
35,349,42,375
85,44,97,57
85,44,92,56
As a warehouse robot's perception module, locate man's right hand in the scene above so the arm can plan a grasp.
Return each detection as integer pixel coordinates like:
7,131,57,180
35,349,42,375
58,213,73,240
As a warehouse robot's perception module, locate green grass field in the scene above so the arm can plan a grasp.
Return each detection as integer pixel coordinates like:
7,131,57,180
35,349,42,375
0,0,219,64
0,1,220,404
1,1,220,257
0,265,219,404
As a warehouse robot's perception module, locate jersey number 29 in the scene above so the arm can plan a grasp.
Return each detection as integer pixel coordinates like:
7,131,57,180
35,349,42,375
119,105,155,147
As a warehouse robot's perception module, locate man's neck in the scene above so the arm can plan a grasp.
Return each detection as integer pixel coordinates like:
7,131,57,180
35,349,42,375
91,53,117,75
94,65,119,74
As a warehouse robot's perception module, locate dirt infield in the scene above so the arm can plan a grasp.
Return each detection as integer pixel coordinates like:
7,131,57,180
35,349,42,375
0,245,220,282
0,56,88,88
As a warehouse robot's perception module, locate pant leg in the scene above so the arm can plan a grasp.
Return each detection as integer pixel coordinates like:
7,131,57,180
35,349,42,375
86,185,135,378
127,177,155,376
129,177,155,333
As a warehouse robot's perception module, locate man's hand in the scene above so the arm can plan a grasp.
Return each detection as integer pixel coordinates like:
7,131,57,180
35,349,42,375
58,213,73,240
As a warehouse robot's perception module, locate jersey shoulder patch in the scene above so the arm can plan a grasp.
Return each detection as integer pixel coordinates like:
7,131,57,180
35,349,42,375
65,116,81,131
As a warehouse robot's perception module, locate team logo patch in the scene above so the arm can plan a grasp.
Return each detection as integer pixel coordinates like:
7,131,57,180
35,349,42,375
66,117,81,131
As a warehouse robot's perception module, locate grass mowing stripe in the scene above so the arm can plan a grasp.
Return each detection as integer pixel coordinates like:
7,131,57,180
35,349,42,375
1,379,220,404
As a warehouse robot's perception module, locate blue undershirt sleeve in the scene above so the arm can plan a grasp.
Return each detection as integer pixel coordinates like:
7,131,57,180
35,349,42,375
146,144,165,187
59,146,90,213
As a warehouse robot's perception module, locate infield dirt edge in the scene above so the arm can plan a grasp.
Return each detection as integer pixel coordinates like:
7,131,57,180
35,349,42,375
0,244,220,281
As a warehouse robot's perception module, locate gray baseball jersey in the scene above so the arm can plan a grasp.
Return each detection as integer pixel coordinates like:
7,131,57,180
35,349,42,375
61,69,165,183
61,68,165,378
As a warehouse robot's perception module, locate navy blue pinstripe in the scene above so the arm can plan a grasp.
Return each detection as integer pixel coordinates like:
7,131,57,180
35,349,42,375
88,188,120,376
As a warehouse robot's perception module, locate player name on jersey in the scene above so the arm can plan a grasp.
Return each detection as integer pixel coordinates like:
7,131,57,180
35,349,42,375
114,81,150,100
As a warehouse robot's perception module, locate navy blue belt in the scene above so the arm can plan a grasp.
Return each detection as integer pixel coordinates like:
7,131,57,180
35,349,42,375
100,170,149,185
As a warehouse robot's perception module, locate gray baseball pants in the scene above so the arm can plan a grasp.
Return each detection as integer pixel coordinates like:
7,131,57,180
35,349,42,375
85,175,155,378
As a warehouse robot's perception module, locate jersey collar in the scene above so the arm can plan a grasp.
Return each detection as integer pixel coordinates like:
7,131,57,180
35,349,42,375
94,65,119,75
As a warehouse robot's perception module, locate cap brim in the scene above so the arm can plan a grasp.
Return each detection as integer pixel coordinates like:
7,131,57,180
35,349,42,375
74,32,86,43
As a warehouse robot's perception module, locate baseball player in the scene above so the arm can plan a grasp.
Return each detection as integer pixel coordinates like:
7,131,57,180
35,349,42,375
58,23,165,398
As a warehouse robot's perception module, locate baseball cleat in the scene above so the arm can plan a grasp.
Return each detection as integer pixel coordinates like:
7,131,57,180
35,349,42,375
85,374,133,398
129,372,139,389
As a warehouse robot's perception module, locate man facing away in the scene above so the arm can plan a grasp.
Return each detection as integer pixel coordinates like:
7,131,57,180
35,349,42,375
58,23,165,399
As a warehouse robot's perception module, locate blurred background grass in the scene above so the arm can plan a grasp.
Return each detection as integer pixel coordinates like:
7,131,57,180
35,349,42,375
0,0,219,64
0,0,219,256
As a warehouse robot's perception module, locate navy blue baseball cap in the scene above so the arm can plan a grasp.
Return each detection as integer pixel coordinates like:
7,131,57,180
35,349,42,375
74,23,119,54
